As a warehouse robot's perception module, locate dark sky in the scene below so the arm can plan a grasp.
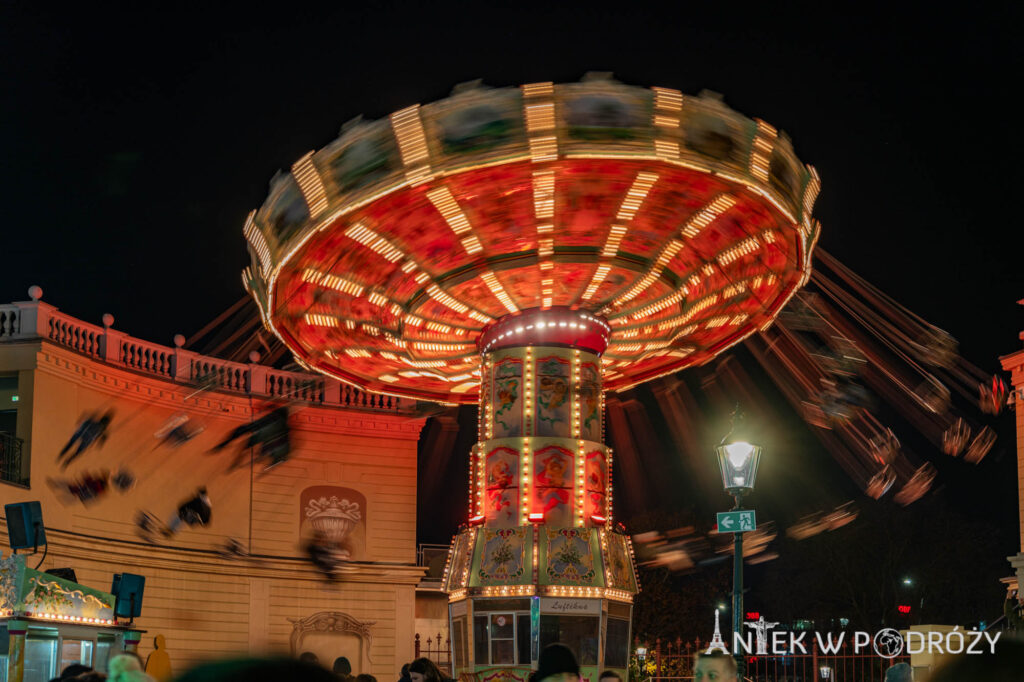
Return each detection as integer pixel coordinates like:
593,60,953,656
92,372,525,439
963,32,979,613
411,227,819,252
3,5,1022,548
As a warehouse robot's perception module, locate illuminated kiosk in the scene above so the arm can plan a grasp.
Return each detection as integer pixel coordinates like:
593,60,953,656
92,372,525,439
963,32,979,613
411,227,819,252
240,77,820,680
1,555,141,682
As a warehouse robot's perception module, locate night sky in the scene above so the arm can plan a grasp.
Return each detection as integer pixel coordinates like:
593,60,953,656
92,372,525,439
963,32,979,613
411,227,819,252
3,5,1022,556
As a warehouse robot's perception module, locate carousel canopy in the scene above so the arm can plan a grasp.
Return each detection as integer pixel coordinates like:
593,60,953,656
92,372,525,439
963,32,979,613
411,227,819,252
243,78,821,403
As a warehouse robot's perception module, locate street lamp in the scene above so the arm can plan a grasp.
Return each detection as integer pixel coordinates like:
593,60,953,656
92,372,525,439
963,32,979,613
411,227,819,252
636,646,648,681
714,408,763,678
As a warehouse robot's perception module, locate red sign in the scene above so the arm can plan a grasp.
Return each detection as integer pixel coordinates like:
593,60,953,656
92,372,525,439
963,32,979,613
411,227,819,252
897,605,911,614
746,611,760,620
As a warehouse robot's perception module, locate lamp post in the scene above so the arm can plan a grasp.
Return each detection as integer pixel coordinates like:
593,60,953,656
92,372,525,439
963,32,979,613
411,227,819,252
714,409,763,678
636,646,648,682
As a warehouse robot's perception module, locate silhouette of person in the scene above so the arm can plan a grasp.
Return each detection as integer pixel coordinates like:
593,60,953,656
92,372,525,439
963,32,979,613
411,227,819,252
145,635,173,681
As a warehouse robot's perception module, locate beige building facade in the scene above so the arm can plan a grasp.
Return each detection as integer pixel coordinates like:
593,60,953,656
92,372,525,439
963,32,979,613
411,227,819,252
0,290,429,676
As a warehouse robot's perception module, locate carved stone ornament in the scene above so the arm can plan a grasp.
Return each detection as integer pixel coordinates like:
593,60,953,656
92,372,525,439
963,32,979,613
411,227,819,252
287,611,376,662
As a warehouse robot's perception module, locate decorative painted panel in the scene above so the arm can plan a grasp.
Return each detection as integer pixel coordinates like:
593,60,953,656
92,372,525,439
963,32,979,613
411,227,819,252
423,88,525,158
579,361,602,441
541,528,600,586
475,527,530,585
536,354,571,437
322,118,400,194
532,444,574,526
485,446,520,526
561,87,654,142
492,356,523,438
602,532,637,592
446,530,475,591
584,449,607,519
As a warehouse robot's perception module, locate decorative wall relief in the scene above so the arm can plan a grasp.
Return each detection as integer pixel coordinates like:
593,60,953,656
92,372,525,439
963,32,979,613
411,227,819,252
485,446,520,526
287,611,376,666
300,486,366,560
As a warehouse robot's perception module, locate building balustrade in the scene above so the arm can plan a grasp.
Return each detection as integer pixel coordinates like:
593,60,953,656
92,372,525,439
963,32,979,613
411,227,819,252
0,288,414,413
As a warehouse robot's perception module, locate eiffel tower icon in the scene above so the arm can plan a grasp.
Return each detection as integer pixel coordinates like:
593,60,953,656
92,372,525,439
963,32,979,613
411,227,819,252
705,609,730,654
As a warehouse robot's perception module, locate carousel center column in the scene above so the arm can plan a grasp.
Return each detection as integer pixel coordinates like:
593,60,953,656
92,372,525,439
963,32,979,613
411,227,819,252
443,308,639,680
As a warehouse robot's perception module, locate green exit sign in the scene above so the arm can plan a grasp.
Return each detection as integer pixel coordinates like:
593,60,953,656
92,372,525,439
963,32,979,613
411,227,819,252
717,510,756,533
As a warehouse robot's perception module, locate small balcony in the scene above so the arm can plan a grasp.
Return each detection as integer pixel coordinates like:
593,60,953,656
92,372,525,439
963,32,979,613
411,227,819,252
417,543,450,591
1,431,28,487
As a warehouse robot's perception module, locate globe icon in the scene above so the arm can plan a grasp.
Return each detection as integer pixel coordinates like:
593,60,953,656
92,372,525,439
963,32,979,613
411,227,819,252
873,629,905,658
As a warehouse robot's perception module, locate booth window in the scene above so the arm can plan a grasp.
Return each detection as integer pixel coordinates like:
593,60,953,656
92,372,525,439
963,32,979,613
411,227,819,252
0,623,6,682
25,634,59,682
95,634,116,674
472,600,532,666
605,618,630,668
539,615,599,665
60,639,94,672
516,612,530,664
452,617,467,669
489,613,515,664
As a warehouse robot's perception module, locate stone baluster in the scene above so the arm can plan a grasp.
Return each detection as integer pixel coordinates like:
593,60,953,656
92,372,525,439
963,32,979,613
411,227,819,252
248,351,266,395
100,313,125,365
171,334,199,382
11,285,55,339
323,377,341,405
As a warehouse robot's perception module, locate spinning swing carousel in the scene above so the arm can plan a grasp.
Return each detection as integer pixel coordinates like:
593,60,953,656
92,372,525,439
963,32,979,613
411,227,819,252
240,77,821,680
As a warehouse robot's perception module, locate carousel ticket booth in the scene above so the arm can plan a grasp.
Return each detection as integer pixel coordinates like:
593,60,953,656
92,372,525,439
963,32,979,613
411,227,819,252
442,313,639,682
1,555,142,682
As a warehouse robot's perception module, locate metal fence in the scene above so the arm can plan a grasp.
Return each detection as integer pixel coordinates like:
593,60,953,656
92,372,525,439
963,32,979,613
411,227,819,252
415,632,452,675
637,637,911,682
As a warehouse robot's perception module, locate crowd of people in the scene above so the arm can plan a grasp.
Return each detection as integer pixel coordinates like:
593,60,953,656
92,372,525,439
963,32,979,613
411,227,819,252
37,636,1024,682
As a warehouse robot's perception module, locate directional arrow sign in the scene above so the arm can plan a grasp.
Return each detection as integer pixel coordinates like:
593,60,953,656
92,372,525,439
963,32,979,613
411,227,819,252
717,510,756,533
